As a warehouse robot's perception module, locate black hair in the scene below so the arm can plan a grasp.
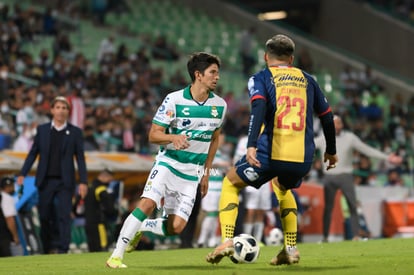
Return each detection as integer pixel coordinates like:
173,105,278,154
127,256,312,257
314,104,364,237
187,52,221,82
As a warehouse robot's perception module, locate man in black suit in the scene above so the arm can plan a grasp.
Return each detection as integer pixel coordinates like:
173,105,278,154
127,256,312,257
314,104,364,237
17,96,88,254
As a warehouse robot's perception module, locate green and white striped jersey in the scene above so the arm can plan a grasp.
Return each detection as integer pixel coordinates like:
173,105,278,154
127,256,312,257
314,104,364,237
152,86,227,181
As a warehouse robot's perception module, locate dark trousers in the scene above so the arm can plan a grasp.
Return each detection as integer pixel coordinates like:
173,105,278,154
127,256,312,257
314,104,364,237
0,238,11,257
38,178,73,253
322,174,359,239
85,223,107,252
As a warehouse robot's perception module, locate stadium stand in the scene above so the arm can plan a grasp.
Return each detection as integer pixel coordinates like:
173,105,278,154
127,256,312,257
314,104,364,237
1,0,413,251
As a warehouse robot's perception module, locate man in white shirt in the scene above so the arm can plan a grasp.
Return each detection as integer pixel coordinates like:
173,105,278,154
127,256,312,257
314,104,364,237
314,115,402,241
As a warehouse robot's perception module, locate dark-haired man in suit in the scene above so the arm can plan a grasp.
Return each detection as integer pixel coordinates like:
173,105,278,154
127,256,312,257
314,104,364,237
17,96,88,254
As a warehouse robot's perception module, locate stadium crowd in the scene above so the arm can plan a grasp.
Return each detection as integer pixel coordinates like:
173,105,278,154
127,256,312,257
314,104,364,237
0,1,413,253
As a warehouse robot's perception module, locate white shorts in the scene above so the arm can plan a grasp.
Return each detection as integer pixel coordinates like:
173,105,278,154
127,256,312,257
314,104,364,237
244,182,272,210
201,179,222,212
141,164,198,221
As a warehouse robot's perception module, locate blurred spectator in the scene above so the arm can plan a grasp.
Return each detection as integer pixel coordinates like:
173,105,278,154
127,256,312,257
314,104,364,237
121,117,135,152
84,168,118,252
359,99,382,122
0,4,9,22
296,48,314,74
239,26,257,77
12,122,35,151
15,96,35,135
42,6,57,35
35,49,53,81
358,64,380,91
97,35,115,63
91,0,108,25
353,154,374,186
0,176,23,257
169,69,187,89
339,64,360,95
33,101,51,125
116,43,129,65
83,125,100,151
365,118,390,148
0,106,14,150
384,168,403,187
151,35,179,61
67,88,85,129
52,33,73,59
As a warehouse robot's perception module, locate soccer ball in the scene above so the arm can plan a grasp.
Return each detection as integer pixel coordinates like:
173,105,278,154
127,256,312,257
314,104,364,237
265,227,284,246
230,234,260,264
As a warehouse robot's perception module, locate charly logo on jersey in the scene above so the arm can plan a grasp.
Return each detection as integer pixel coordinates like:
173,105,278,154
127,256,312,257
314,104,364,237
182,107,190,116
182,119,191,127
243,167,259,181
211,106,218,117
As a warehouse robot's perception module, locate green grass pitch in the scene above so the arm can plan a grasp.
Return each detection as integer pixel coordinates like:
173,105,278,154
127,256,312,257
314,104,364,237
0,237,412,274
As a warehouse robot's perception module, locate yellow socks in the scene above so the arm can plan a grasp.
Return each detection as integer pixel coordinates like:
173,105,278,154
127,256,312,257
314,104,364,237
219,176,241,241
272,180,298,247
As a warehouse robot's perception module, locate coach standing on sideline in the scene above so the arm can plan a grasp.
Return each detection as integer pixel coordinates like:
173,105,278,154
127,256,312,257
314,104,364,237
315,115,402,242
17,96,88,254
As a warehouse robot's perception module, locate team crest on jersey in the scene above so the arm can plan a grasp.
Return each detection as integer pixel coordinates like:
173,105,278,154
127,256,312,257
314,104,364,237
144,181,152,192
211,106,218,117
243,167,259,181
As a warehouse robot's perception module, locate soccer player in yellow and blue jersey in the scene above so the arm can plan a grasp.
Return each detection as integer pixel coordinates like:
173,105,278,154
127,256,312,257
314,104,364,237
206,34,338,265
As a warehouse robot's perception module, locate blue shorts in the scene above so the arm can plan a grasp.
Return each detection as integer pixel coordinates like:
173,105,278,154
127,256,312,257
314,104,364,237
235,151,312,190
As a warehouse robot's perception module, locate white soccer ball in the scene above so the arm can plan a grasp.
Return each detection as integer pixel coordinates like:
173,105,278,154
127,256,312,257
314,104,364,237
265,227,284,246
230,234,260,264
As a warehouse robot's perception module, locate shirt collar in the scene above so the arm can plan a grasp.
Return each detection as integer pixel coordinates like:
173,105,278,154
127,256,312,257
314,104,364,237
183,85,214,100
51,120,67,131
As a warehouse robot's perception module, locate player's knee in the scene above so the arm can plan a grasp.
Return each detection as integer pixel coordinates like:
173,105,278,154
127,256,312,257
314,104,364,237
226,170,246,189
137,197,156,215
167,217,186,235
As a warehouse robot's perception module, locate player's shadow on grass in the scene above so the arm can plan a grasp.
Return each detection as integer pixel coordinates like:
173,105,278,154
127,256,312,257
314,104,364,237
153,265,235,271
153,264,357,272
261,265,357,272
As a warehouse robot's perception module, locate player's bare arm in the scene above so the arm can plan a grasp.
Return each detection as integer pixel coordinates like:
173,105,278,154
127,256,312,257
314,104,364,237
148,123,190,150
200,129,222,197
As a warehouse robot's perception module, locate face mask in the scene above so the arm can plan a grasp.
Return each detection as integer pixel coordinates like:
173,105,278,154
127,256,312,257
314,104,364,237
0,70,7,79
1,104,9,113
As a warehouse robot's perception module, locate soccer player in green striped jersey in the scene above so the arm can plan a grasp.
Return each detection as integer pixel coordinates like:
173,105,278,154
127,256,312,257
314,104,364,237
107,52,227,268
